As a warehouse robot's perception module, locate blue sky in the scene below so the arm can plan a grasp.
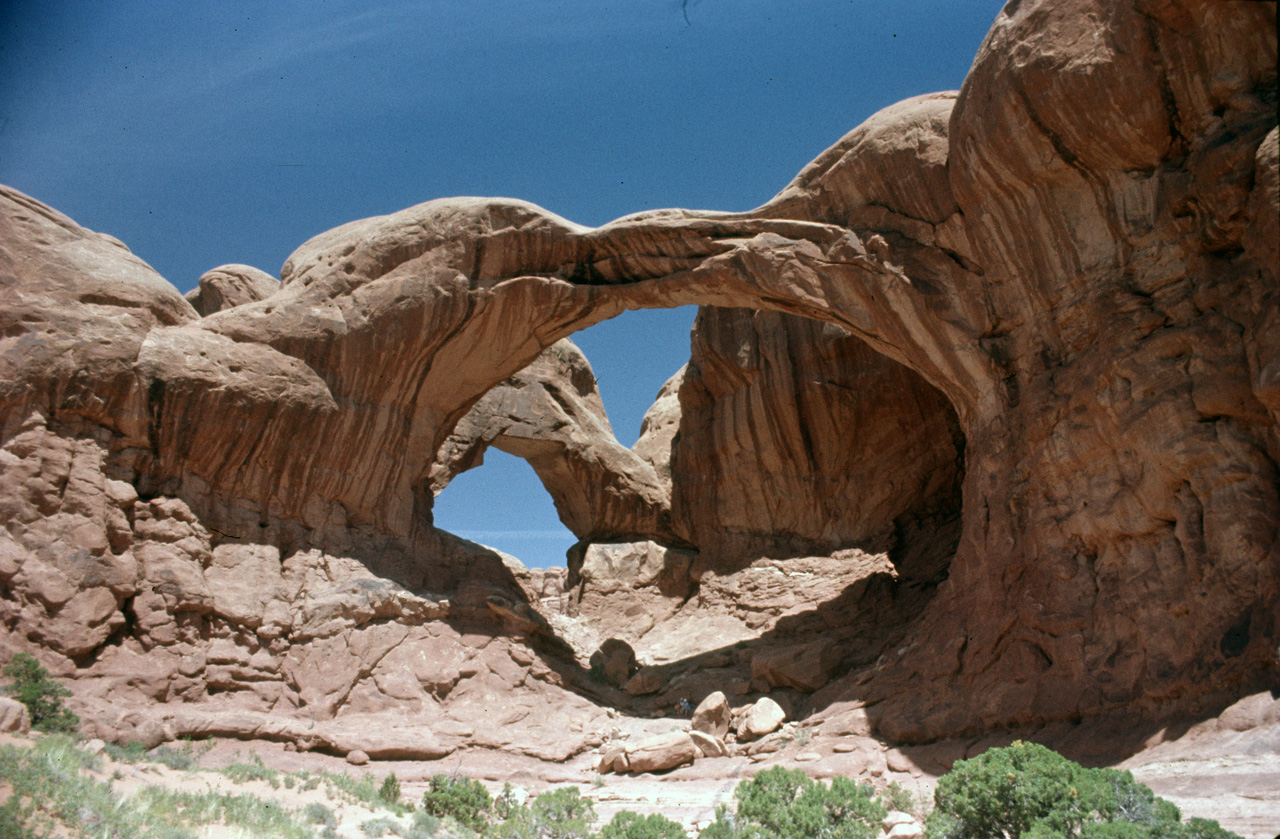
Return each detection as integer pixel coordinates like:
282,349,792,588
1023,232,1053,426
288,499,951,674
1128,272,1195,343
0,0,1001,567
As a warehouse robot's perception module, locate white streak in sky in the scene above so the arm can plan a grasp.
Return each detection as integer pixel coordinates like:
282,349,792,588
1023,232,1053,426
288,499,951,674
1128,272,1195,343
451,530,573,540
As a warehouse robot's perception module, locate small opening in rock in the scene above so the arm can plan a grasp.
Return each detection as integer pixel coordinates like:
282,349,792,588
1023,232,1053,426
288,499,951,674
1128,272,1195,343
1219,610,1252,659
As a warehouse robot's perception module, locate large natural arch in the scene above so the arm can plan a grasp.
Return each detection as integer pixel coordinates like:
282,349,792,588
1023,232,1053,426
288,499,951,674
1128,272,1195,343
3,0,1275,744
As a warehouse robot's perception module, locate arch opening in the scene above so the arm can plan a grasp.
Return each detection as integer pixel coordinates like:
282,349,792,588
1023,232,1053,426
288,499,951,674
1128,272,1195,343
428,295,966,657
431,448,576,569
428,308,699,567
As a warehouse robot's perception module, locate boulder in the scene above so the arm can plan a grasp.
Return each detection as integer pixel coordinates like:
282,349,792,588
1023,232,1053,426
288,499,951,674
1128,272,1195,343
622,731,699,774
0,697,31,734
691,691,731,739
689,729,726,758
738,698,786,741
745,732,788,757
597,744,629,774
884,811,919,831
590,638,638,688
884,812,924,839
346,749,369,766
36,587,123,657
623,667,665,696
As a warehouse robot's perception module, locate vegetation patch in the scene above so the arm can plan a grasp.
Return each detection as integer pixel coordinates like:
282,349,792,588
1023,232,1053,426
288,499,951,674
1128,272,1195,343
2,652,79,734
0,717,1245,839
928,741,1240,839
701,766,885,839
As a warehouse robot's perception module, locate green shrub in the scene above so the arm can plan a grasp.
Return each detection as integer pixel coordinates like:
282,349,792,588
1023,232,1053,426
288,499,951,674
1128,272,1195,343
104,741,150,763
2,652,79,734
0,734,287,838
702,766,885,839
361,816,399,837
929,741,1083,839
421,773,492,833
313,769,384,807
494,782,524,821
103,740,202,771
407,810,441,838
490,786,595,839
149,745,197,771
379,771,403,806
531,787,595,835
220,754,281,789
598,810,687,839
305,802,338,827
0,735,107,836
881,780,916,814
927,741,1241,839
133,785,312,838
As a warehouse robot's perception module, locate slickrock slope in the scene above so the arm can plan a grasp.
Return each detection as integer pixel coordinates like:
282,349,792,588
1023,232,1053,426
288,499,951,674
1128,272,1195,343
0,0,1276,776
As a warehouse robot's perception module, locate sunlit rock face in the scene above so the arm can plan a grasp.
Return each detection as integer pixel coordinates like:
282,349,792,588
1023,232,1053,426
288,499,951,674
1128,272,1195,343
184,264,280,317
0,0,1276,749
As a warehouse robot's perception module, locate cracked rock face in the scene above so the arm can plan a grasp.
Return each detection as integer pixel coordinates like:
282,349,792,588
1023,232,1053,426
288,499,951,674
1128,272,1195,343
0,0,1276,753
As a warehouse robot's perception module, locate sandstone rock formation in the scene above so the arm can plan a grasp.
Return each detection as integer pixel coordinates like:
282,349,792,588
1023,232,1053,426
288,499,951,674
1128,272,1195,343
431,339,675,547
590,638,639,688
0,0,1276,763
691,691,730,740
608,730,700,774
737,697,787,741
631,367,684,492
669,306,963,561
184,264,280,317
0,697,31,734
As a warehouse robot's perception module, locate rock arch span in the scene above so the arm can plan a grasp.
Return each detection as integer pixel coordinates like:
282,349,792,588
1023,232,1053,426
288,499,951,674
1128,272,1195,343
1,0,1275,742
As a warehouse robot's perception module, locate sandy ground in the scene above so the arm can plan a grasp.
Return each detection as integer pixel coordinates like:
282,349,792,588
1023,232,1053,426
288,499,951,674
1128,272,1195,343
1121,722,1280,839
181,717,1280,838
3,711,1276,838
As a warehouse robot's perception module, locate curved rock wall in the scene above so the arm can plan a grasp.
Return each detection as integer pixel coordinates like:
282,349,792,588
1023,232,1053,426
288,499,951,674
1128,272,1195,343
669,306,963,562
863,0,1280,739
184,264,280,317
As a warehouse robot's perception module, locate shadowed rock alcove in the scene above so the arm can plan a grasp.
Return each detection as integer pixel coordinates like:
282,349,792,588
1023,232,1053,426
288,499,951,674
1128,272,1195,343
420,300,968,719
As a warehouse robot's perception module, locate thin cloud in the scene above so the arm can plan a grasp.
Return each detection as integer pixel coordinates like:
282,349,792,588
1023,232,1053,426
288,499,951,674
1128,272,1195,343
452,530,572,540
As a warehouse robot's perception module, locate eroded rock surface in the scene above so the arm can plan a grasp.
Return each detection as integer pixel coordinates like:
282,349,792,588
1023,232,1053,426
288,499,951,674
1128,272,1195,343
669,306,963,561
0,0,1276,769
184,264,280,316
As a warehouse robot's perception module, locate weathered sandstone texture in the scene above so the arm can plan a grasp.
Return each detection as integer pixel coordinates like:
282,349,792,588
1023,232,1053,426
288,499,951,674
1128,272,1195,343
0,0,1276,756
669,305,963,561
184,264,280,317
